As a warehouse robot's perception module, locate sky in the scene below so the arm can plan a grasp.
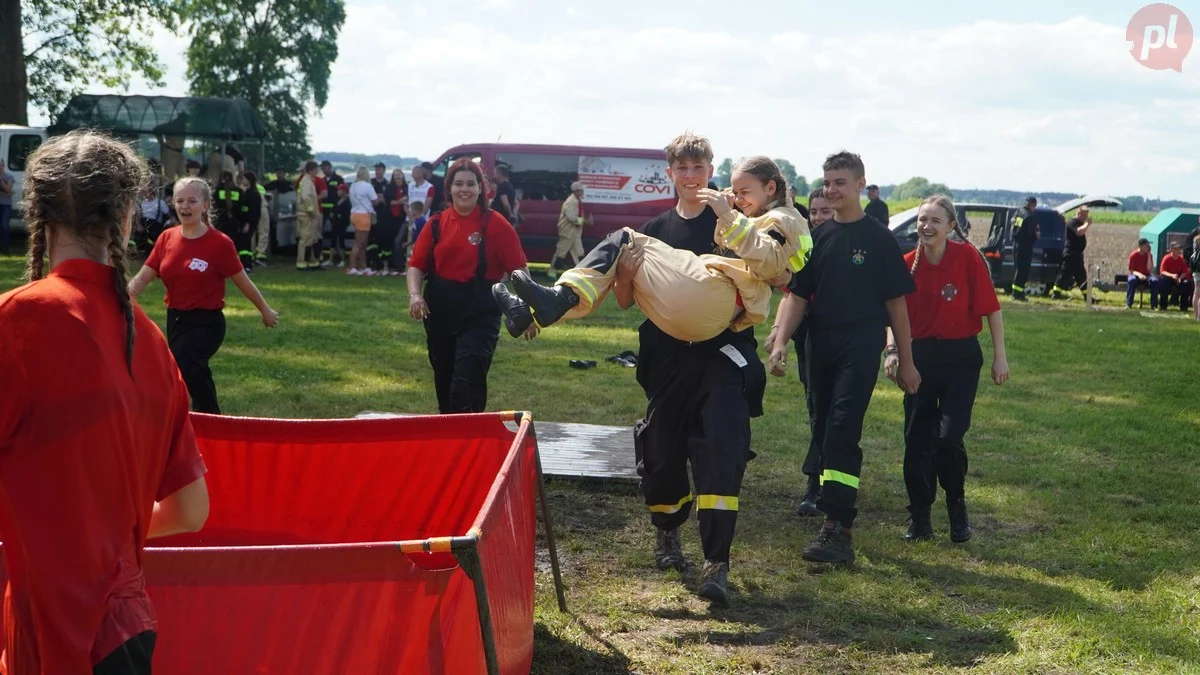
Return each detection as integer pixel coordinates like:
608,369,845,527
30,0,1200,201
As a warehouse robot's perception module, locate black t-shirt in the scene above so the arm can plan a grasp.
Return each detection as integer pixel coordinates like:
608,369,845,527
1064,217,1087,255
865,198,890,227
264,179,293,194
635,205,765,415
787,216,915,331
370,177,388,196
491,181,517,218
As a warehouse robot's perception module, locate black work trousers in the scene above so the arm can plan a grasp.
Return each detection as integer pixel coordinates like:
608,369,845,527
1054,253,1087,293
903,337,983,516
806,325,885,528
634,345,752,564
166,308,226,414
793,322,822,477
231,225,254,271
1012,237,1035,293
93,631,156,675
423,278,502,414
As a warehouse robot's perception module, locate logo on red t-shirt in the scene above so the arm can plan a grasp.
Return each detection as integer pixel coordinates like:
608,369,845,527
187,258,210,272
467,232,482,245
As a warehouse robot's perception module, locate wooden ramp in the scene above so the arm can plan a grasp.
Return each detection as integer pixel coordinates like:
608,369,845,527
356,412,638,483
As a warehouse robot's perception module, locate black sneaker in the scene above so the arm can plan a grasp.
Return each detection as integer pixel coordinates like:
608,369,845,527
1012,291,1027,302
802,521,854,565
796,475,823,517
491,283,535,338
904,516,935,542
511,269,579,327
698,560,729,605
654,527,686,572
948,498,973,543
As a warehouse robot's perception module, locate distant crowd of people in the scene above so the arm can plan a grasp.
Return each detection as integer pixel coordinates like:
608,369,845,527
1125,235,1200,319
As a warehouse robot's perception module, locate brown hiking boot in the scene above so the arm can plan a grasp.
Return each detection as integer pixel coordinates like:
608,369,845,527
698,560,729,605
802,521,855,565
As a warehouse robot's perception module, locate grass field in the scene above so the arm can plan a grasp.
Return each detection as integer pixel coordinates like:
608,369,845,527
2,253,1198,674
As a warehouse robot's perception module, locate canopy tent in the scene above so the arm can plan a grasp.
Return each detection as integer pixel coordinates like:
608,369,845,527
47,94,267,141
47,94,269,180
1139,208,1200,260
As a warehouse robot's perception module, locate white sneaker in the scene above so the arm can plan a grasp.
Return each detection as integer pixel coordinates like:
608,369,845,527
337,261,346,269
347,268,361,276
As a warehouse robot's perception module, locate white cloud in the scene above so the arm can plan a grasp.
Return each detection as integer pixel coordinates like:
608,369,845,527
305,10,1199,200
27,3,1200,201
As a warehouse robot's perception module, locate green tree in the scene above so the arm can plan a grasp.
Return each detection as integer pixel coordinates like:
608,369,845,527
773,158,798,190
180,0,346,171
809,177,825,193
892,176,955,201
715,158,733,188
794,175,807,195
0,0,176,125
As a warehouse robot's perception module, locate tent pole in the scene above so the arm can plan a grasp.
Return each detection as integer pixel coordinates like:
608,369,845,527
534,444,568,612
456,546,501,675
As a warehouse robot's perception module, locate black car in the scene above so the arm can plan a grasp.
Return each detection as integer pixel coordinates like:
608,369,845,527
887,196,1121,295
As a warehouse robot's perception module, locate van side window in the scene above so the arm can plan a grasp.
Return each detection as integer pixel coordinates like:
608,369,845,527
496,153,578,201
7,134,43,172
431,153,480,186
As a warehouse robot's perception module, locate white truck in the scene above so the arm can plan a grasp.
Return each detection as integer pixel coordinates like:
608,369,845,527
1,125,48,232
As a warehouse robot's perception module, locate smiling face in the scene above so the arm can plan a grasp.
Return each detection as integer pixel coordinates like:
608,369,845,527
730,170,777,218
173,183,208,226
667,158,714,203
809,195,835,228
450,169,481,213
822,168,865,212
916,201,954,248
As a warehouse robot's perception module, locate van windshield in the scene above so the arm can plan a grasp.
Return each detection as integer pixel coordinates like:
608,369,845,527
431,153,481,186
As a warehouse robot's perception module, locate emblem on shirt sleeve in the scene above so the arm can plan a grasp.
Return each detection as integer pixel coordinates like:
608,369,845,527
851,248,866,265
188,258,210,272
941,283,958,301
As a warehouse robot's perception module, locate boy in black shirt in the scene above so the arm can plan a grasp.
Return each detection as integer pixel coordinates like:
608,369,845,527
770,151,919,565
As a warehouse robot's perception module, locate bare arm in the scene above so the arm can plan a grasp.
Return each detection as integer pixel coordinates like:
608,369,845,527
128,265,158,297
885,296,921,394
986,310,1009,385
767,293,807,375
1076,219,1094,236
231,271,279,327
147,477,209,539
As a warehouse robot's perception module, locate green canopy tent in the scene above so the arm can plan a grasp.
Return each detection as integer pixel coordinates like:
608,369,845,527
47,94,269,180
1139,208,1200,261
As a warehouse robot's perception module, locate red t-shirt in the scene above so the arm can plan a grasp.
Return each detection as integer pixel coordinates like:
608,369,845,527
903,241,1001,340
1160,252,1188,277
1128,250,1152,276
408,207,527,283
0,259,206,673
145,225,243,310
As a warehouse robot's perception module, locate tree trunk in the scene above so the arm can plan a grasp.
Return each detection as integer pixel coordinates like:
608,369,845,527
0,0,28,125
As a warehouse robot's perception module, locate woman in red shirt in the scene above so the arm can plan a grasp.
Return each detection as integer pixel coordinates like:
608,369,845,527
406,158,533,413
0,130,209,675
883,195,1009,544
129,177,280,414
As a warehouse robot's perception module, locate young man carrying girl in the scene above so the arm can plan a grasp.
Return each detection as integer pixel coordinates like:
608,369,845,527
770,151,919,566
493,156,810,345
883,195,1008,542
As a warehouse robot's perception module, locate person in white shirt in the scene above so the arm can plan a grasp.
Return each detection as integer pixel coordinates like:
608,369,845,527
408,165,435,214
347,166,380,275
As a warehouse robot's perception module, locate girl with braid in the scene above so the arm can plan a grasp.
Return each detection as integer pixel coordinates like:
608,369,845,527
883,195,1008,543
129,177,279,414
0,130,210,675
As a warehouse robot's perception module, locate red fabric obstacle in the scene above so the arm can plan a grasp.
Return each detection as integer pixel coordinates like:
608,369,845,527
1,412,540,675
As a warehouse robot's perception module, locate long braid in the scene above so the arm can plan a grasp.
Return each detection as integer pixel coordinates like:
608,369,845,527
910,242,922,276
24,223,47,282
108,220,136,376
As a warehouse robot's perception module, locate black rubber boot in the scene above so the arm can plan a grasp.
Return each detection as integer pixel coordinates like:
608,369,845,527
796,474,823,517
491,282,534,338
948,497,973,543
511,269,579,327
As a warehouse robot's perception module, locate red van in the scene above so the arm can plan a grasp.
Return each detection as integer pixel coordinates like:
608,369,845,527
429,143,675,264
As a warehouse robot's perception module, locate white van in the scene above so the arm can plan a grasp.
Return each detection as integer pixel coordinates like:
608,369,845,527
1,126,48,233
